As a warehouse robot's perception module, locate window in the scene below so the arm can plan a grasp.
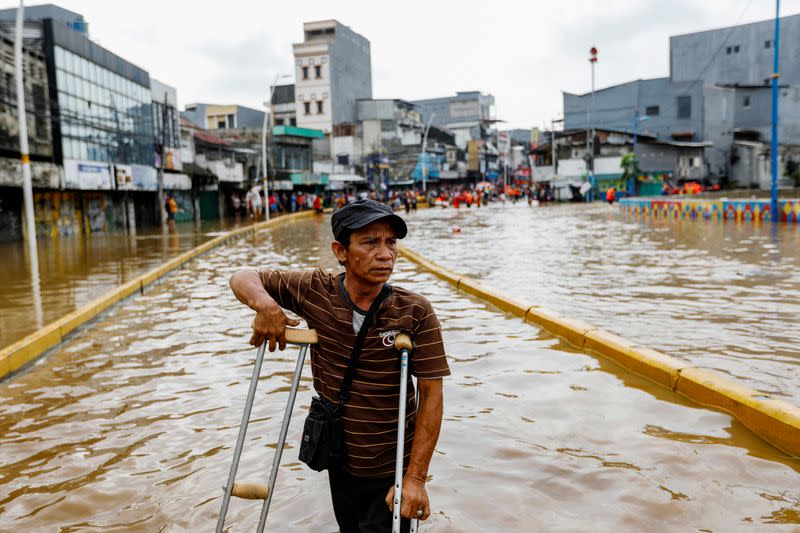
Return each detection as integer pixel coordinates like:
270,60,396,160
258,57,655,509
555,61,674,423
290,117,296,126
217,119,226,129
227,114,235,128
275,118,284,125
303,101,311,115
302,66,309,80
743,95,751,108
677,95,691,119
314,65,322,79
734,45,740,53
316,101,324,114
765,40,771,49
726,46,732,54
645,105,660,116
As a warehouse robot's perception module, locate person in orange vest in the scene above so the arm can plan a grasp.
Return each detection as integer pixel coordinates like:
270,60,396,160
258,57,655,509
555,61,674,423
606,186,616,205
313,194,323,214
165,192,179,231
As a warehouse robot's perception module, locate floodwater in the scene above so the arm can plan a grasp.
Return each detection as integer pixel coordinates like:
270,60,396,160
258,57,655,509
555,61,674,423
1,215,798,531
0,218,259,350
404,202,800,406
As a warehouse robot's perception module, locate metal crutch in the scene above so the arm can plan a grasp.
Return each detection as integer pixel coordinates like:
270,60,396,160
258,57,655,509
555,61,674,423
215,327,318,533
392,333,420,533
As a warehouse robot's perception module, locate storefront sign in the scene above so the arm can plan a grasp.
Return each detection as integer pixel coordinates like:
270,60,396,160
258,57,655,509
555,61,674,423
132,164,157,191
163,173,192,190
64,159,112,190
115,164,133,189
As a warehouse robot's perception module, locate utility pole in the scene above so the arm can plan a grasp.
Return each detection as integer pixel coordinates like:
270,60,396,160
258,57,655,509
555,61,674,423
770,0,780,222
15,0,42,327
262,74,290,221
14,2,38,272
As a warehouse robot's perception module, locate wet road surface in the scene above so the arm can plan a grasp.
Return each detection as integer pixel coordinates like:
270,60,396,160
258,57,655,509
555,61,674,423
0,215,798,531
403,202,800,405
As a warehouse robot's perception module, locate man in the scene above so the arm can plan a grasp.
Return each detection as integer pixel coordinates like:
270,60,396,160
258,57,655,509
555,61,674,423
229,199,449,532
165,192,178,232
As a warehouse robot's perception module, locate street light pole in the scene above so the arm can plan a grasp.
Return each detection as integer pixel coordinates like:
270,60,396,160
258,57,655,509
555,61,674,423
262,74,290,221
421,113,435,192
587,47,598,201
770,0,780,222
15,0,42,327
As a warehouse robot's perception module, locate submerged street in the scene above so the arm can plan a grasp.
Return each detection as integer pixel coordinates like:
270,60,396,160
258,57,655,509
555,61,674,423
1,211,799,531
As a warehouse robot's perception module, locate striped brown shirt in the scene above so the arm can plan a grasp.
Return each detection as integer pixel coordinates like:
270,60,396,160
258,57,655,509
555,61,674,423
259,268,450,478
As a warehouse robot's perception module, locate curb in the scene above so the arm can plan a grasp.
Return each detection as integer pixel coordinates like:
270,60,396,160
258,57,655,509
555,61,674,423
398,244,800,458
0,211,317,381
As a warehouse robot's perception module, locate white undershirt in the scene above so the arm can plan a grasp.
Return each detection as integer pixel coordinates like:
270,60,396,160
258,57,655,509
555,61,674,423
352,309,366,334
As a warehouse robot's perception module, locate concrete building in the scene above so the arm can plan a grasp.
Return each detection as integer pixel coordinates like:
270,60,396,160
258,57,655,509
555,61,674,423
271,83,296,127
411,91,495,149
0,4,160,236
670,14,800,86
182,103,265,130
563,13,800,189
292,20,372,134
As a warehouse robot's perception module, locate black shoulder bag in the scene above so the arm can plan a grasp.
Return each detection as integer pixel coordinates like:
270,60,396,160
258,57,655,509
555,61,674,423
299,283,392,472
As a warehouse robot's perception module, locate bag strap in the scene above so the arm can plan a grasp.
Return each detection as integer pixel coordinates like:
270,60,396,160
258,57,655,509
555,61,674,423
338,283,392,406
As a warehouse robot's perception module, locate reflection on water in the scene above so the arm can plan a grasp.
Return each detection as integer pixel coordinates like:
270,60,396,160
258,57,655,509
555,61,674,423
0,218,259,350
0,215,798,531
403,202,800,404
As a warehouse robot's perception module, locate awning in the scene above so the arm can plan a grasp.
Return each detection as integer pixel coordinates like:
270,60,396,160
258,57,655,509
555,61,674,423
328,174,366,182
290,172,329,186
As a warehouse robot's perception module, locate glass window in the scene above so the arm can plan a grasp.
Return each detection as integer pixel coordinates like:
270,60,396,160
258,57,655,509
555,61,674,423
67,73,76,95
64,50,73,72
645,105,659,116
676,95,691,119
55,46,64,68
56,69,65,91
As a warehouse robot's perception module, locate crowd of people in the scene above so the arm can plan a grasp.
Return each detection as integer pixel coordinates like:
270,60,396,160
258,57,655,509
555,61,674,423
228,181,564,222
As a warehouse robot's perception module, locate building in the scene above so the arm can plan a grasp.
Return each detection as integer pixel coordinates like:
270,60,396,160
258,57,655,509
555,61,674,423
0,28,58,241
563,13,800,189
271,84,296,127
0,4,159,237
292,20,372,134
182,103,265,131
411,91,495,149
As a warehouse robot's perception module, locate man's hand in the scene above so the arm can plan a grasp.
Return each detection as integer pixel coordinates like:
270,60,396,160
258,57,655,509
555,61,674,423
249,301,300,351
385,475,431,521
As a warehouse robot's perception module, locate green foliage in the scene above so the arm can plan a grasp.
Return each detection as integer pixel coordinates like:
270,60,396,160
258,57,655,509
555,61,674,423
620,152,641,180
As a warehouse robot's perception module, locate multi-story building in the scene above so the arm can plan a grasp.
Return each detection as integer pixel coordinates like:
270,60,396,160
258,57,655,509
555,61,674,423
411,91,495,149
292,20,372,134
182,103,265,131
271,84,296,127
0,4,160,236
563,13,800,189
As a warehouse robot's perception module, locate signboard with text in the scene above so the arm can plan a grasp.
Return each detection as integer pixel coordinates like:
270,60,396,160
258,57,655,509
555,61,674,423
64,159,112,190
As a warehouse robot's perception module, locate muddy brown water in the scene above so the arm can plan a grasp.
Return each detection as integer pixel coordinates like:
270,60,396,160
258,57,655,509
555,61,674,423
0,214,798,531
404,202,800,406
0,219,261,350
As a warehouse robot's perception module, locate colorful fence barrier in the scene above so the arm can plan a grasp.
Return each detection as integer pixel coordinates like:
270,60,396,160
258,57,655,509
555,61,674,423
620,197,800,224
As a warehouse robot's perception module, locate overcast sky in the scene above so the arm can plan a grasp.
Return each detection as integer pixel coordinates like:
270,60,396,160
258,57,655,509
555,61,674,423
20,0,800,130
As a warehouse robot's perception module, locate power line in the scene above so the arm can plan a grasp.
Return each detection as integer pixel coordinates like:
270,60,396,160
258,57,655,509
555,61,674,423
680,0,756,96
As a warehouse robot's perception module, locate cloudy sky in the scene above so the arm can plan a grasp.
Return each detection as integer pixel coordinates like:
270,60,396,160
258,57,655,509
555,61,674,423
22,0,800,129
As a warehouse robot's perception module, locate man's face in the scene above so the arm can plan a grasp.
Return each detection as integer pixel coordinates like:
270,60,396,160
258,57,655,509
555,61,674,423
334,220,398,285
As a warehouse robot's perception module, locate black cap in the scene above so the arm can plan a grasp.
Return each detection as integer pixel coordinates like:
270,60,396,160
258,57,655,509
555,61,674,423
331,199,408,242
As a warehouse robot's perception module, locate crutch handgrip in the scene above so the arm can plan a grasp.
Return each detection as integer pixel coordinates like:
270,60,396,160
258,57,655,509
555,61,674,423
285,327,318,345
394,333,413,352
231,482,269,500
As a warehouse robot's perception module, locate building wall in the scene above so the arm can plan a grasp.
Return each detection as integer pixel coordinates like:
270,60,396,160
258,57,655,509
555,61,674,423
329,22,371,126
0,36,52,158
670,14,800,85
294,40,332,132
564,78,706,142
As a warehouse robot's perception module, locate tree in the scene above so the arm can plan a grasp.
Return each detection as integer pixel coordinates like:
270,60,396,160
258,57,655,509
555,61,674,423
620,152,640,181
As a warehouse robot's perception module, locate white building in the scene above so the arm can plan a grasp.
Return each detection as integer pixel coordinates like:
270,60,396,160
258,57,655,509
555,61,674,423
292,20,372,134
